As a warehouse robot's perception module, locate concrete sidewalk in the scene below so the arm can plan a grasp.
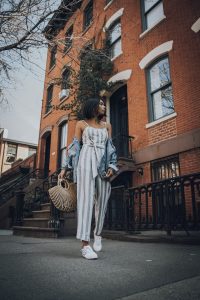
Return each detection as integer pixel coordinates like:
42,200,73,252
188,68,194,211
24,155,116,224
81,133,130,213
102,229,200,245
0,232,200,300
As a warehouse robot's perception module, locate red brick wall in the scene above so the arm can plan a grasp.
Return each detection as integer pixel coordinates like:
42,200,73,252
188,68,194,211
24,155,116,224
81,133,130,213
148,118,177,145
37,0,200,180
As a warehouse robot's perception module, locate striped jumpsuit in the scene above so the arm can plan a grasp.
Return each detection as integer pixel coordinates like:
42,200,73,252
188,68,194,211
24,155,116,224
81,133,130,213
76,123,111,242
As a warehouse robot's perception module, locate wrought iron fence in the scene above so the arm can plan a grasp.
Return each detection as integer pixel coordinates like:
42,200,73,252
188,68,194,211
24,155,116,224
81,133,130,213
0,169,44,206
104,185,130,231
129,172,200,235
104,172,200,235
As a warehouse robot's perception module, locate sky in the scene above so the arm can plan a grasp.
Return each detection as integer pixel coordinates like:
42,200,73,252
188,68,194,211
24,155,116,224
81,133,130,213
0,49,47,145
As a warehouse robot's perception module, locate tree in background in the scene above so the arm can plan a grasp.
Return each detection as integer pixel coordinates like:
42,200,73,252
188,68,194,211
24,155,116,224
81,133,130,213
0,0,81,104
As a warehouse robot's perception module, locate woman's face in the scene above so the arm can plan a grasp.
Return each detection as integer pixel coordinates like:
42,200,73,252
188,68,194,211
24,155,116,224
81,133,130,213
98,99,106,116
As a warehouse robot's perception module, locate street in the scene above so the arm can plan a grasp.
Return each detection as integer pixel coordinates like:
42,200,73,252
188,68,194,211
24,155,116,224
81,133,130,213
0,231,200,300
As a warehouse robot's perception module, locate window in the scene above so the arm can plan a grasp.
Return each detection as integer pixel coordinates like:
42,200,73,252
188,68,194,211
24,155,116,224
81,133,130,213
109,20,122,59
6,144,17,163
59,122,68,168
28,147,36,156
151,156,180,181
46,85,53,113
83,1,93,30
147,57,174,121
141,0,164,31
61,68,70,90
49,46,57,69
64,26,73,52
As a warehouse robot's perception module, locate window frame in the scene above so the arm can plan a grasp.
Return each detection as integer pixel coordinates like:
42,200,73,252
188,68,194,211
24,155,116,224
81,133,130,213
6,143,17,163
46,84,53,114
64,26,73,53
151,155,180,181
146,56,174,122
141,0,163,31
83,1,93,30
58,122,68,169
61,68,70,90
49,46,57,69
108,19,122,59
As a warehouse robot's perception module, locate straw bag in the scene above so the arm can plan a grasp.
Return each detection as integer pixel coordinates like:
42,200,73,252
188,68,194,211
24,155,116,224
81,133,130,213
48,179,77,212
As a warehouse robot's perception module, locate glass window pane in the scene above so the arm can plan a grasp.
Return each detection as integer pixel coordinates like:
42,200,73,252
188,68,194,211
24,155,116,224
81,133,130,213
150,57,170,92
152,86,174,120
146,1,164,29
144,0,160,12
110,22,121,44
111,39,122,58
62,69,70,89
60,123,67,149
6,144,17,163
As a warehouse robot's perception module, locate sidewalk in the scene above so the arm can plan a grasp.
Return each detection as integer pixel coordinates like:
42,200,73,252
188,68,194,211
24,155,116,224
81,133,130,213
102,229,200,245
0,232,200,300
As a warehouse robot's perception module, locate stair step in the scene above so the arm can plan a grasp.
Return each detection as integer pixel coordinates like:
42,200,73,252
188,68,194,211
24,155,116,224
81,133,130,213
23,218,50,228
32,210,50,218
13,226,60,238
40,203,51,211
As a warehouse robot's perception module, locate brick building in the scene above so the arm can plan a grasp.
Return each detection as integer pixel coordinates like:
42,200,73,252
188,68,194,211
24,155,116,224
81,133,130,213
37,0,200,229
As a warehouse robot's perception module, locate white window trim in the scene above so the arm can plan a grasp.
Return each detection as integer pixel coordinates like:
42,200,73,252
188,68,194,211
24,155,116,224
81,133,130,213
103,8,124,32
104,0,114,11
40,126,53,137
139,41,173,69
145,112,177,129
108,69,132,84
140,15,166,39
110,50,123,61
191,18,200,33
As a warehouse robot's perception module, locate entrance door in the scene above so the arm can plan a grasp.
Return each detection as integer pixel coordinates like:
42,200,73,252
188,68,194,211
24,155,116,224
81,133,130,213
44,134,51,178
110,85,129,157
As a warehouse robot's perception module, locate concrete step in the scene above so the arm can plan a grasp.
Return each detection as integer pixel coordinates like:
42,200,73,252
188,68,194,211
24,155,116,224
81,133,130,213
23,218,50,228
32,210,50,218
40,203,51,211
13,226,60,238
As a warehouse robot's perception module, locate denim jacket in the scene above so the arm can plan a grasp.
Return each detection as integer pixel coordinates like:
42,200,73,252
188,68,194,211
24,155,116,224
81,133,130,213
63,137,118,183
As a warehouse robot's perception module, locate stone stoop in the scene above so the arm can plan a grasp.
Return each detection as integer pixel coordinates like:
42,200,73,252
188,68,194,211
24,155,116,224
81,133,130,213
13,203,61,238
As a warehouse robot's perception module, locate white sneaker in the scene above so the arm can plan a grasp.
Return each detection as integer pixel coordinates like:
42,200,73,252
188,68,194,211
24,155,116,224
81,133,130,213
93,233,102,252
81,245,98,260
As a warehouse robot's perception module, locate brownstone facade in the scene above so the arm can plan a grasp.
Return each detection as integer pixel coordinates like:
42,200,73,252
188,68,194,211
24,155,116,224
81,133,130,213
37,0,200,188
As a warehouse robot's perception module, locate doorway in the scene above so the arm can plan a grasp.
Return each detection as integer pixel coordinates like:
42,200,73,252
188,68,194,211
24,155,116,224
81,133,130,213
110,85,129,157
44,134,51,178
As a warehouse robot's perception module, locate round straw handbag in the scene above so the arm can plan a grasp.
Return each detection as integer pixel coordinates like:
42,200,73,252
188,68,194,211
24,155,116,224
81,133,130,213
48,179,77,212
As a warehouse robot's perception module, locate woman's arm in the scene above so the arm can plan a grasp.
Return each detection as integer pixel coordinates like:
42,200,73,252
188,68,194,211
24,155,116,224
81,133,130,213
58,121,83,179
105,122,114,178
74,120,83,141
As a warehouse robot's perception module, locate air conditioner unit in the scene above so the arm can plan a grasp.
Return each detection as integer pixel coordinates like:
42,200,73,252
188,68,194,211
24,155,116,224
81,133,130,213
59,89,69,100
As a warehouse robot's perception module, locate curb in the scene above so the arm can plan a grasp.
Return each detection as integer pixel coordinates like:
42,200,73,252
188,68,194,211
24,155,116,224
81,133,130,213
102,231,200,245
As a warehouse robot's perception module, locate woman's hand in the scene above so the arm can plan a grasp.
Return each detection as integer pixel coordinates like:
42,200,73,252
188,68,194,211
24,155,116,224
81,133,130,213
106,168,114,178
58,169,66,180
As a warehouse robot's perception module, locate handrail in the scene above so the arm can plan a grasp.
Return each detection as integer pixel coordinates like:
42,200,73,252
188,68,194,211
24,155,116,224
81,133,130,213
0,169,43,206
0,153,36,183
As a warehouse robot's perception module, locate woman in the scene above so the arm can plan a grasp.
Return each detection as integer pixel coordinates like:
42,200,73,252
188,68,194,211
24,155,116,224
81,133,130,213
59,98,118,260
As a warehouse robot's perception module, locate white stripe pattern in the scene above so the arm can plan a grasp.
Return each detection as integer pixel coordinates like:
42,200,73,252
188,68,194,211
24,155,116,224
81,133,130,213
76,125,111,241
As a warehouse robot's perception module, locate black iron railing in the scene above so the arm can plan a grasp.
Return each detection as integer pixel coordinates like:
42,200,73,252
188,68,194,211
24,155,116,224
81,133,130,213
104,172,200,235
0,169,44,206
23,169,62,229
113,134,134,159
129,172,200,235
104,185,130,231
